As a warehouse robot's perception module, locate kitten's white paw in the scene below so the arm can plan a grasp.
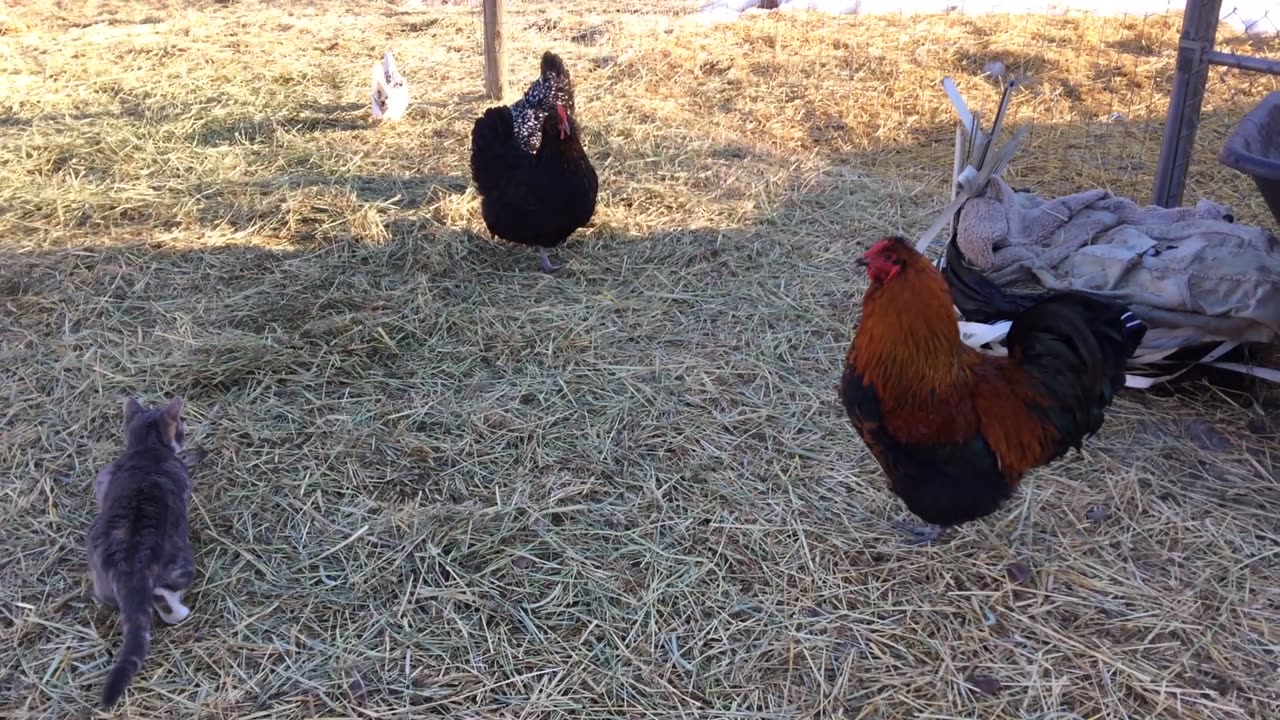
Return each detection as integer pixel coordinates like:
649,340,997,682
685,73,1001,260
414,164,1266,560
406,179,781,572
153,587,192,625
164,602,191,625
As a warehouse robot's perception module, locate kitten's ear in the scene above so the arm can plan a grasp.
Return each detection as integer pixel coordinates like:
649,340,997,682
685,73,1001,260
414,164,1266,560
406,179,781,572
162,397,184,421
160,397,184,449
123,396,145,424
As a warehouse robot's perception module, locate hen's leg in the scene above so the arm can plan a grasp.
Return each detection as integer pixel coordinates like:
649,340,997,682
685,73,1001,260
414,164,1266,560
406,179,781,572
890,519,946,545
537,249,562,274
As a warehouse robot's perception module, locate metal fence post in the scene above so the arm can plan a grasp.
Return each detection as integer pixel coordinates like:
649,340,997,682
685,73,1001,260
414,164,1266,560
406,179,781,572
1151,0,1224,208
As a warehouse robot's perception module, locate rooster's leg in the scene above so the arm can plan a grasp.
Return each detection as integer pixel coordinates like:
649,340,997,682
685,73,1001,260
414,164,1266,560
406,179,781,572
537,249,562,274
890,519,946,545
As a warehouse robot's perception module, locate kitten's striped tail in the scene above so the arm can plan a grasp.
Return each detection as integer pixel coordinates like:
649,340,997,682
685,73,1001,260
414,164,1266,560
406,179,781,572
101,573,154,708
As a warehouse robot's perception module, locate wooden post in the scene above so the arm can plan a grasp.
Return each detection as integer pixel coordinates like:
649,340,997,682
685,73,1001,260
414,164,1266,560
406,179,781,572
483,0,505,101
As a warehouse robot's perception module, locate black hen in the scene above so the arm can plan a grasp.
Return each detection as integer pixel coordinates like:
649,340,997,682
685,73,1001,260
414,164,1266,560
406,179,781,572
470,52,597,273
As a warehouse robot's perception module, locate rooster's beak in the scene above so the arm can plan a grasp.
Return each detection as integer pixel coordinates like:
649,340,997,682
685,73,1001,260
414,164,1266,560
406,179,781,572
854,257,869,268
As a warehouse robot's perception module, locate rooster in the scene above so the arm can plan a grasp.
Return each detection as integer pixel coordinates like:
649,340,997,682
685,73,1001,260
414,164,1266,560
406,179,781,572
469,51,597,273
839,236,1145,543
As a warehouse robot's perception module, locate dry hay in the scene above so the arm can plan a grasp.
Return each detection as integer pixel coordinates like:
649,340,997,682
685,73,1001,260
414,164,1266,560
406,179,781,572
1,0,1278,718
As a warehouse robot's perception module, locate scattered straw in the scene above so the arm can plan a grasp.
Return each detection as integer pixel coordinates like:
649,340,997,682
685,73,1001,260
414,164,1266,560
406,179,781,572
1,1,1277,718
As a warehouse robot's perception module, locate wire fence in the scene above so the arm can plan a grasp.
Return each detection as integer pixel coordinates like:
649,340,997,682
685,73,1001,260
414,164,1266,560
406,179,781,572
697,0,1280,223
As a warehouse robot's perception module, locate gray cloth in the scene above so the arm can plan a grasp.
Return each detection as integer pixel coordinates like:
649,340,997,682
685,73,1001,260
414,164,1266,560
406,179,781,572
956,176,1280,345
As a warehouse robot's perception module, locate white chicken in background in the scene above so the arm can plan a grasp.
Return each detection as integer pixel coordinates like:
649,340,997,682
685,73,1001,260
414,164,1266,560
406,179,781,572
371,51,409,122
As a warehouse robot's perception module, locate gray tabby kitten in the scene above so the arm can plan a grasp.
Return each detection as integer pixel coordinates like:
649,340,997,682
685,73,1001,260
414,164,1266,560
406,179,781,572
86,396,195,708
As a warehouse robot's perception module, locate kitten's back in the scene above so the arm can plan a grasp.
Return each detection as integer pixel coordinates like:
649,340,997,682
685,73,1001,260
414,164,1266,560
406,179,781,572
87,397,193,708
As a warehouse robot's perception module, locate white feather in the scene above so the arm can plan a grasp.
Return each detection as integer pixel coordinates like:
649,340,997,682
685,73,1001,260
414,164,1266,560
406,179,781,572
371,51,409,122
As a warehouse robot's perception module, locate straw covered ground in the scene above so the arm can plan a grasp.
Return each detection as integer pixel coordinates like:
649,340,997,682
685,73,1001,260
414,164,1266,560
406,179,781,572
1,0,1278,717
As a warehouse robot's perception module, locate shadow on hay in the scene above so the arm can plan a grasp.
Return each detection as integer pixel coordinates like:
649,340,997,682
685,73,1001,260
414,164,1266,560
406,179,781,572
2,151,1276,720
264,173,471,212
0,107,154,128
6,100,1273,257
0,99,372,137
0,217,780,376
0,222,813,510
193,107,370,147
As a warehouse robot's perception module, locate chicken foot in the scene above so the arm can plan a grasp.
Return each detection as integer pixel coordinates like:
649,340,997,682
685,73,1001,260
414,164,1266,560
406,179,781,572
890,519,947,545
537,249,562,274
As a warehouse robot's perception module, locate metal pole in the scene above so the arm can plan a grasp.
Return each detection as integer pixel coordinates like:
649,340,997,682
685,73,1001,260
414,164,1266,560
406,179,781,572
1151,0,1224,208
1205,49,1280,75
483,0,506,101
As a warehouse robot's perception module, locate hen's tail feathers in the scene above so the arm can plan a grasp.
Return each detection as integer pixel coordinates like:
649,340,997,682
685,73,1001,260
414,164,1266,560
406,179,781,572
372,51,402,93
1017,294,1146,398
383,51,399,82
540,51,569,81
942,234,1043,321
470,106,524,193
1063,295,1146,398
538,51,575,110
943,230,1146,404
942,233,1147,376
100,574,155,708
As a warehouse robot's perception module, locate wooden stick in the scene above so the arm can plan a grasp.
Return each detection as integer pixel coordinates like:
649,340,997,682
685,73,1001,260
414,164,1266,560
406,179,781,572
483,0,506,100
